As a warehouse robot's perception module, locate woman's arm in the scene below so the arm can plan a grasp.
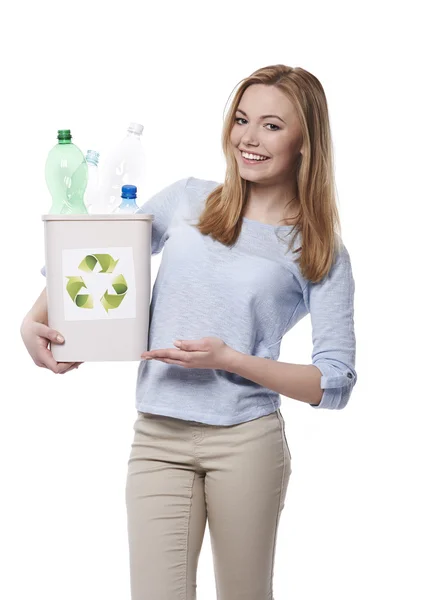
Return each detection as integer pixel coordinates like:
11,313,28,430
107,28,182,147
226,241,357,409
304,241,358,410
226,353,323,405
21,287,48,328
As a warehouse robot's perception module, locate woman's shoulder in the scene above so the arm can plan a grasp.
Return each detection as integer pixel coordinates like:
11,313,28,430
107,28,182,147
172,177,222,225
185,176,222,195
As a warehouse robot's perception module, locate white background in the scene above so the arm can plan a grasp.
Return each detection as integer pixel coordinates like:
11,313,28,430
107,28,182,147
1,1,428,599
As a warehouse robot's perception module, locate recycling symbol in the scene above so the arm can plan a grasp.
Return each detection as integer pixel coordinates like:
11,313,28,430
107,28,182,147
65,253,128,313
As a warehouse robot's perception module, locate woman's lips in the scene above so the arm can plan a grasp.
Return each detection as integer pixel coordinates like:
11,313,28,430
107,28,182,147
240,152,271,165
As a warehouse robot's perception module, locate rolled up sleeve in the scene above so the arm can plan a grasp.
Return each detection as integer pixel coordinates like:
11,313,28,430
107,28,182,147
306,242,357,410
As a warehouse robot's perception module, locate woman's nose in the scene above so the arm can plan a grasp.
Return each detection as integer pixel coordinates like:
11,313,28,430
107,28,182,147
242,141,261,151
241,133,259,146
242,133,261,148
240,122,260,146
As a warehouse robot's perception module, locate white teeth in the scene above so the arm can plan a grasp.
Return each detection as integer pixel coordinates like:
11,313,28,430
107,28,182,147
241,151,268,161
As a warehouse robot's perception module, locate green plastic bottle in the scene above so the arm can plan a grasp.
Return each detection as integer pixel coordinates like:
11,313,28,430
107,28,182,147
45,129,88,214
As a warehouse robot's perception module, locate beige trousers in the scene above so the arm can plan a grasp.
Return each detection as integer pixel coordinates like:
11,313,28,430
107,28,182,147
125,408,292,600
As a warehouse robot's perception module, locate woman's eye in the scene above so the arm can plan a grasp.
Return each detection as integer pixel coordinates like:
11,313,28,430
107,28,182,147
234,117,279,131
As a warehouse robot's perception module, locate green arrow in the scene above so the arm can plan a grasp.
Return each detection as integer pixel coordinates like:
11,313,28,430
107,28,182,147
100,273,128,313
78,254,119,273
65,276,93,309
65,254,128,313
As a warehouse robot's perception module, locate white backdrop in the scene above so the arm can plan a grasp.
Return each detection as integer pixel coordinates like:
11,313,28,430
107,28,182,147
1,1,428,599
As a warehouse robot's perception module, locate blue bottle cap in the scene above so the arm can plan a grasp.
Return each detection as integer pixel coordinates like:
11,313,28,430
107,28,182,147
121,185,137,199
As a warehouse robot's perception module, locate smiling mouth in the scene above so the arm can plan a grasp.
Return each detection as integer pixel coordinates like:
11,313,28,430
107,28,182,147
240,151,271,164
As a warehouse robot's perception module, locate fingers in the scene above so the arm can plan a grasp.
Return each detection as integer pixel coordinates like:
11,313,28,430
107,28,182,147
55,361,84,374
29,322,85,374
51,360,81,375
33,322,65,345
39,347,61,373
38,348,81,375
58,363,80,374
33,323,71,373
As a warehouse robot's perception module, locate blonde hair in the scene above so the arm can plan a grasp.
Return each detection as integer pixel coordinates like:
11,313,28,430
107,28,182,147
193,64,343,283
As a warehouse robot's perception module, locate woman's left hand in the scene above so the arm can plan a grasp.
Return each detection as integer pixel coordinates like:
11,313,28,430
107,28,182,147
141,336,235,370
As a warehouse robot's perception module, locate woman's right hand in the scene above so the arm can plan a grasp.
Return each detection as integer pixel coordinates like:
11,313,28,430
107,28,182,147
20,318,83,374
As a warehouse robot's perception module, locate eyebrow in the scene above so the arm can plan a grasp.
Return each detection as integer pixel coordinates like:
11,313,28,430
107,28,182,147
236,108,286,124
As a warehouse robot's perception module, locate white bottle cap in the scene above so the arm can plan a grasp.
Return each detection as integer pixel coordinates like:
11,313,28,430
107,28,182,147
128,122,144,135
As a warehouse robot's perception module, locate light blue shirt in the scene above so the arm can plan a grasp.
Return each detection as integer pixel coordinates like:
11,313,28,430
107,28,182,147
42,176,357,426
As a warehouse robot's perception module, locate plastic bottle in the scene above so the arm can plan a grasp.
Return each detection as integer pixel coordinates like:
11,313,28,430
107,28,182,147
113,185,139,214
84,150,104,214
45,129,88,214
99,122,146,213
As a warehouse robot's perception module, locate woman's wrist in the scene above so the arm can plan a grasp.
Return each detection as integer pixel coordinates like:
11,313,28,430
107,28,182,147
22,309,47,328
26,288,49,326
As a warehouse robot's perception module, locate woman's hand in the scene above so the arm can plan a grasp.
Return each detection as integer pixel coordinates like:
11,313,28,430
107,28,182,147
20,317,84,374
141,337,235,370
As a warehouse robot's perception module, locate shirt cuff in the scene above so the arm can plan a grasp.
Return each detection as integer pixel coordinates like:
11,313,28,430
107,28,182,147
310,361,356,410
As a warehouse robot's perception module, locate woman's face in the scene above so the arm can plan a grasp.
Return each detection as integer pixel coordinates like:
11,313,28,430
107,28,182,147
230,84,303,184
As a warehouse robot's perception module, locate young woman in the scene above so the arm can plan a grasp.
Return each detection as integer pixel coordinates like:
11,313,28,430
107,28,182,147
21,64,357,599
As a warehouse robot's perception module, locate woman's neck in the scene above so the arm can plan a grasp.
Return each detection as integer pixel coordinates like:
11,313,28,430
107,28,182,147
244,183,300,225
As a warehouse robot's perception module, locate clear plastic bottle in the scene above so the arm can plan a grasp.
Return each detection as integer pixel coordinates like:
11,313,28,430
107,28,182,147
84,150,104,214
99,122,146,213
45,129,88,214
113,185,139,214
